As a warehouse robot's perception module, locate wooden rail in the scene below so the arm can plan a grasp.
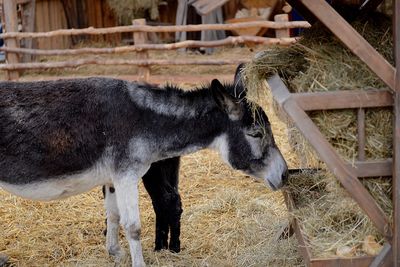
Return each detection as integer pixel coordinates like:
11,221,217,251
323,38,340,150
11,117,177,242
0,58,252,71
0,36,299,56
0,12,308,80
0,20,311,39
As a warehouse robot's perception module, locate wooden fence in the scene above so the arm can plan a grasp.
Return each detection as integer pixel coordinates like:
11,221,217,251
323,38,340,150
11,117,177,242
0,6,310,81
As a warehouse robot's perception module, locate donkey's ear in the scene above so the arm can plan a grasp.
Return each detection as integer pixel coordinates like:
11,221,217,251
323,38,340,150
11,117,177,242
233,63,246,99
211,79,243,120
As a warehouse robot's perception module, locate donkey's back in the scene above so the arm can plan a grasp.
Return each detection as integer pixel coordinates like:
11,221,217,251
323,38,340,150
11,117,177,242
0,78,138,199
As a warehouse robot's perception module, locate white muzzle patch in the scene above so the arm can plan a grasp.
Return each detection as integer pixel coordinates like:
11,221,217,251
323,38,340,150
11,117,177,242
261,148,287,190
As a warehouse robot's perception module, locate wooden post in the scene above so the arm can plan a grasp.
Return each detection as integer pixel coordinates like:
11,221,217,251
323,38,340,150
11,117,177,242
357,108,366,161
393,0,400,265
21,0,36,63
274,14,290,38
3,0,20,80
133,19,150,82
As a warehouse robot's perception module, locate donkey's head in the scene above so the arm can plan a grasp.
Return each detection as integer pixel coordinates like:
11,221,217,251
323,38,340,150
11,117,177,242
210,64,288,190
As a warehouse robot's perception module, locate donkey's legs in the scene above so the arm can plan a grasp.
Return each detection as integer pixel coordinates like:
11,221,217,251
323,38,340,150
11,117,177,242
142,157,182,252
113,173,145,267
104,185,124,259
168,192,182,253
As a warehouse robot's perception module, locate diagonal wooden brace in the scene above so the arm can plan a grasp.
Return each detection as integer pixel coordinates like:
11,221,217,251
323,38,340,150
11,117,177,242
268,74,392,240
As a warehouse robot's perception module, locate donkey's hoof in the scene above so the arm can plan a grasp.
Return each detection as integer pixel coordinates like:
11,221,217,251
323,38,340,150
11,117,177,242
0,254,9,267
107,246,126,261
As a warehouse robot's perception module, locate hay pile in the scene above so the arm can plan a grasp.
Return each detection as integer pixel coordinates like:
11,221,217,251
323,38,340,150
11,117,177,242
243,11,394,259
288,169,391,258
244,13,393,165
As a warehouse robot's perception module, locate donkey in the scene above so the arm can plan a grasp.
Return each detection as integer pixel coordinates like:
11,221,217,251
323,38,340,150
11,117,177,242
103,156,182,253
0,65,288,267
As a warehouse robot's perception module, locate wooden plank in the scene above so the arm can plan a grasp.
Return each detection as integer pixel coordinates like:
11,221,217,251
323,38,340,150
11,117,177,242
292,90,394,111
283,191,312,266
357,108,366,161
393,0,400,265
274,14,290,38
133,19,150,82
268,75,392,239
299,0,396,91
16,74,234,85
21,0,35,62
0,58,252,71
3,0,20,80
369,243,393,267
42,0,50,48
310,257,374,267
35,0,44,49
0,36,299,55
345,159,392,178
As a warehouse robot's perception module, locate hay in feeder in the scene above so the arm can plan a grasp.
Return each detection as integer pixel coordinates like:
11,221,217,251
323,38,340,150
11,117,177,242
287,169,391,258
242,11,394,259
243,12,393,165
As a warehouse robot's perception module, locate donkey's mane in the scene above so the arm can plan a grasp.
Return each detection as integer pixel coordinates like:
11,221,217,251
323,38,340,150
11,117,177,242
162,82,246,101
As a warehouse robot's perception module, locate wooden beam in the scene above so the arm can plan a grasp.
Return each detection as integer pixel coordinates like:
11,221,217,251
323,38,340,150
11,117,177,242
133,19,150,82
369,243,393,267
393,0,400,265
3,0,20,80
20,0,35,63
268,74,392,240
0,36,299,56
345,159,392,178
299,0,395,91
0,20,311,39
283,191,312,267
357,108,366,161
274,14,290,38
291,89,394,111
0,58,251,71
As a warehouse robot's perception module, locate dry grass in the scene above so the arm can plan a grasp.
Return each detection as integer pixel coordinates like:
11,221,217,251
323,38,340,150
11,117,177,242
244,13,393,166
0,71,303,266
243,11,394,259
288,170,390,258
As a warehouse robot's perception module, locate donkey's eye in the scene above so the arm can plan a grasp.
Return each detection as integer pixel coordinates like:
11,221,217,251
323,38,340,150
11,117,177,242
247,132,263,139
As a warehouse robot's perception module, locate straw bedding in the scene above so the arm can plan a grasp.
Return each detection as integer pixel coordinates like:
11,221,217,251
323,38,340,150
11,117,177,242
243,11,393,258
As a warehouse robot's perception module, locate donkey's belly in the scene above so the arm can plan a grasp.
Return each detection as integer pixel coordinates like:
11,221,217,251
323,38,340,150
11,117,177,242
0,165,113,201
